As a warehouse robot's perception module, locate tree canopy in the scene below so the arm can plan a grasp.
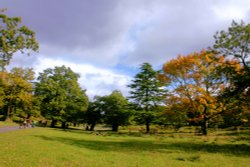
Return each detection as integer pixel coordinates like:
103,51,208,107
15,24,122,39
35,66,88,127
128,62,166,133
0,10,39,71
0,67,35,120
101,91,131,132
162,50,228,135
212,20,250,107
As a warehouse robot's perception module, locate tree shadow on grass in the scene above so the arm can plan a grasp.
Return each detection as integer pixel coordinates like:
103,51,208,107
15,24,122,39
52,128,153,138
34,134,250,157
216,130,250,142
221,131,250,136
52,128,199,138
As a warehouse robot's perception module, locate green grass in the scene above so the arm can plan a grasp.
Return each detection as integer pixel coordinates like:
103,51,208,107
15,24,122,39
0,127,249,167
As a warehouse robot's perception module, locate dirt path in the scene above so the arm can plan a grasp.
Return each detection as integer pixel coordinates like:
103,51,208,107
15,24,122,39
0,126,21,133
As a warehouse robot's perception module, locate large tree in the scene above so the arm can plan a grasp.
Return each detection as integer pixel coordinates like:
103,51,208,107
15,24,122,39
213,20,250,69
162,50,230,135
128,62,166,133
212,20,250,93
35,66,88,128
0,67,35,120
102,90,131,132
85,96,104,131
212,21,250,127
0,10,38,120
0,10,38,71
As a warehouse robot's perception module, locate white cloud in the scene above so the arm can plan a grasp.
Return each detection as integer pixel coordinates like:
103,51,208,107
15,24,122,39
7,53,132,99
33,57,132,99
212,1,250,21
123,0,250,66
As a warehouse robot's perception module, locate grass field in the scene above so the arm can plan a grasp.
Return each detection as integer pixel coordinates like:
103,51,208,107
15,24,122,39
0,126,249,167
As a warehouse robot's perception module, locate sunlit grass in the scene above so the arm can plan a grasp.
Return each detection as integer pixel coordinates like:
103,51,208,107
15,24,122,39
0,127,249,167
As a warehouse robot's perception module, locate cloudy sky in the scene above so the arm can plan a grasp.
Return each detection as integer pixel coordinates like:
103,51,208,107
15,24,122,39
2,0,250,98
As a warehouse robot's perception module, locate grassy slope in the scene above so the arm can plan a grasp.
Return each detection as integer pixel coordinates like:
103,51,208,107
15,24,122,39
0,127,249,167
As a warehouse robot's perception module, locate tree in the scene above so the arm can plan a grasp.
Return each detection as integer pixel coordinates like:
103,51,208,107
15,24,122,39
102,90,131,132
0,67,35,120
211,20,250,127
157,96,187,129
85,96,104,131
212,20,250,123
212,20,250,98
0,71,7,109
0,10,38,120
162,50,229,135
213,20,250,69
35,66,88,128
0,10,39,71
128,62,166,133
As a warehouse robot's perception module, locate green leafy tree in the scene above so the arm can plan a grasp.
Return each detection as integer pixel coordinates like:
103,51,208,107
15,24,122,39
102,90,131,132
128,62,166,133
212,20,250,126
212,20,250,99
35,66,88,128
0,10,39,71
213,20,250,68
63,89,88,128
0,10,38,120
85,96,104,131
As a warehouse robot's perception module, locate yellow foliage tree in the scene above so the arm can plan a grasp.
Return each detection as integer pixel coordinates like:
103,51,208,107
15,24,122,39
162,50,232,135
0,68,35,120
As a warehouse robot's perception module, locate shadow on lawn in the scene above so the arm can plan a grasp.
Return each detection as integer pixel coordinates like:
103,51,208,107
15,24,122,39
53,128,198,138
34,133,250,157
54,128,250,142
221,131,250,136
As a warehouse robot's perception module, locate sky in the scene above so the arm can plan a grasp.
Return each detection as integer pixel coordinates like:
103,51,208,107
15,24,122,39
2,0,250,98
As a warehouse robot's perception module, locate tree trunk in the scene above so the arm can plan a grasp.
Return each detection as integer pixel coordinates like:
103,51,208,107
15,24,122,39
27,114,31,119
201,117,208,135
112,124,119,132
146,120,150,133
51,120,57,128
145,101,150,133
5,106,12,121
90,122,96,131
61,122,66,129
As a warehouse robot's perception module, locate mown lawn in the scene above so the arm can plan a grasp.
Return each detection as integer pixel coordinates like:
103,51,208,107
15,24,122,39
0,127,249,167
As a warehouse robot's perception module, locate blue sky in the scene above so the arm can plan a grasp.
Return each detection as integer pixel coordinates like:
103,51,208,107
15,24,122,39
2,0,250,98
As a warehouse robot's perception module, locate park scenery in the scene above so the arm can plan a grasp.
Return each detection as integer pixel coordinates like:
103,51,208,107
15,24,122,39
0,1,250,167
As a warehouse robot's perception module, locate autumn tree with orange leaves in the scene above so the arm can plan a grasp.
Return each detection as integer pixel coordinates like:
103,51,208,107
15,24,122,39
161,50,240,135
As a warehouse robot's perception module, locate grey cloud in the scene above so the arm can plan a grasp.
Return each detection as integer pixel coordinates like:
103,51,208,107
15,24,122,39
123,0,246,66
2,0,141,66
3,0,119,49
2,0,250,69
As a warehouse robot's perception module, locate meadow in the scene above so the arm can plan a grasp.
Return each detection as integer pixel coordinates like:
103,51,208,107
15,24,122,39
0,125,249,167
